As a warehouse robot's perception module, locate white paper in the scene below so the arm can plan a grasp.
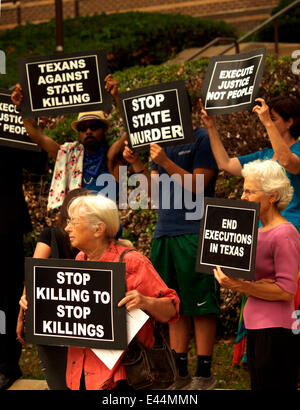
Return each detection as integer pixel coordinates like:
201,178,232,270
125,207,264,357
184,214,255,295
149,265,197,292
92,309,149,370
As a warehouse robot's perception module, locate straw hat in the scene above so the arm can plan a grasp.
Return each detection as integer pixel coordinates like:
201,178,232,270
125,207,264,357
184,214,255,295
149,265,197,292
71,111,110,132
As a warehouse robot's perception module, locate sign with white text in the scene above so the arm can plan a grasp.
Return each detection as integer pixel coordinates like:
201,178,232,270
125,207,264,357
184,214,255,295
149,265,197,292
196,197,259,279
200,48,266,115
0,89,40,151
18,50,112,118
120,81,194,152
25,258,127,349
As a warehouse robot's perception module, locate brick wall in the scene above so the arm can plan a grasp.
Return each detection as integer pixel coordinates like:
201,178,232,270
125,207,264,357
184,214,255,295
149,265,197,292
0,0,279,31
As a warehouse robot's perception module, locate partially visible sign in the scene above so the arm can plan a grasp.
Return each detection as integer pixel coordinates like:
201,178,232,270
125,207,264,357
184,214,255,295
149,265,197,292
0,89,40,151
19,50,112,118
196,197,259,279
200,48,266,115
120,80,194,152
25,258,127,350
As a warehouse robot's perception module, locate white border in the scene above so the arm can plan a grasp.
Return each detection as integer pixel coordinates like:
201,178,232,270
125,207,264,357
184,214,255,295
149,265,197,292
33,265,114,342
205,53,264,110
123,88,184,148
26,54,103,112
199,204,257,272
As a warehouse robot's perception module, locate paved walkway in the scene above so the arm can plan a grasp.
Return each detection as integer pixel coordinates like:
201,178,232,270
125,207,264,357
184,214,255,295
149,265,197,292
165,42,300,64
8,378,48,390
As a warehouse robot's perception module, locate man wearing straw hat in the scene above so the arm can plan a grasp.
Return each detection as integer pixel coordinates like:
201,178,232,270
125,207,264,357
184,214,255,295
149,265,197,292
11,75,124,211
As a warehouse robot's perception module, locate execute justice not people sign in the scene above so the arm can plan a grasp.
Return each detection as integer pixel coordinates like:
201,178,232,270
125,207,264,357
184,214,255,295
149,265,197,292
0,89,40,151
18,50,112,118
196,198,260,279
25,258,127,349
120,80,194,152
200,48,266,115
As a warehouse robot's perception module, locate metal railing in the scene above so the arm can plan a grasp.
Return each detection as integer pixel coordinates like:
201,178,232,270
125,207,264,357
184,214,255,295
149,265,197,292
185,0,300,61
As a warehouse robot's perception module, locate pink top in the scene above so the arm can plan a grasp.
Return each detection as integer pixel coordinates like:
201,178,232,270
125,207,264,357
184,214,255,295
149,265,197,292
244,223,300,330
66,242,180,390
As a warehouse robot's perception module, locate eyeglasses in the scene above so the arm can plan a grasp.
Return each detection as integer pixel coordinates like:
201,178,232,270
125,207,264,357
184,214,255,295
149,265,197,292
241,189,263,196
66,218,81,227
77,121,105,133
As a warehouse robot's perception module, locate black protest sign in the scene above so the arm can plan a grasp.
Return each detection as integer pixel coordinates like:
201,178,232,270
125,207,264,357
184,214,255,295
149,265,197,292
0,89,40,151
196,197,259,279
25,258,127,349
120,80,194,152
200,48,266,115
18,50,112,118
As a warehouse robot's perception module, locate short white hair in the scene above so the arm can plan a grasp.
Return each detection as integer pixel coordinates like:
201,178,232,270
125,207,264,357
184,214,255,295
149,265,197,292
68,194,133,248
241,159,294,211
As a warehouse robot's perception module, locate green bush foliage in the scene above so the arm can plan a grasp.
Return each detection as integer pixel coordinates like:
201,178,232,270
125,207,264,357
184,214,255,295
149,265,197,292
252,0,300,43
0,12,237,89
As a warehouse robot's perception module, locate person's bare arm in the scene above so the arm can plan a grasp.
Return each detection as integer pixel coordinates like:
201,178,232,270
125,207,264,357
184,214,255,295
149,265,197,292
11,84,59,160
253,98,300,174
199,99,242,176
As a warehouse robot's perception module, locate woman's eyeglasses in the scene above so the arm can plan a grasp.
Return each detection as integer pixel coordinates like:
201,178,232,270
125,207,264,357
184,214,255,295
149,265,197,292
66,218,81,227
241,189,263,196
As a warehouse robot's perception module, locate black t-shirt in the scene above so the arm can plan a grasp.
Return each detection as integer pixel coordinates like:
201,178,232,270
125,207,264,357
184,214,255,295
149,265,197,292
38,226,78,259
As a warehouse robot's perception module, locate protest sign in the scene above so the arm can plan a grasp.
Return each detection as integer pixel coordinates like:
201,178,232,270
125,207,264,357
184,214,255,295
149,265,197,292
25,258,127,349
196,197,259,279
200,48,266,115
0,89,40,151
18,50,112,118
119,80,194,152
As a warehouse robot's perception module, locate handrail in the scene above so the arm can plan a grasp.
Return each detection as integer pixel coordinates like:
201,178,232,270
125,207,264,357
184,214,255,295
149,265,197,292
184,0,300,61
185,37,239,61
220,0,300,56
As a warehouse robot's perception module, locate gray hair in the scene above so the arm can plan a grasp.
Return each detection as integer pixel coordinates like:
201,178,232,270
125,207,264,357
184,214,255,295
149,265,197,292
241,159,294,211
68,194,133,247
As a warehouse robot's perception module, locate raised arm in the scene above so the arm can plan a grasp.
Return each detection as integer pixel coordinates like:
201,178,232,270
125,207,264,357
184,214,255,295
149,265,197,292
199,99,242,176
11,84,59,160
253,98,300,174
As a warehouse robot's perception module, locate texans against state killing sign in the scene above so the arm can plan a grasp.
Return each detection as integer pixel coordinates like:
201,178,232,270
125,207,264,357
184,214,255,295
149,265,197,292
25,258,127,349
196,198,259,279
200,48,266,115
18,50,112,118
120,80,194,152
0,89,40,151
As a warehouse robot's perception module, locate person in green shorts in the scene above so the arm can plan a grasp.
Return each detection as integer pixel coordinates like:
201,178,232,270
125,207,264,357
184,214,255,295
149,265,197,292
123,126,220,390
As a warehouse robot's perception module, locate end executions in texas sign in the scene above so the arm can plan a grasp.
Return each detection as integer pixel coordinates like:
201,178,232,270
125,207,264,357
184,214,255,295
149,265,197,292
196,197,260,280
119,80,194,152
25,258,127,350
0,89,40,151
200,48,266,115
18,50,112,118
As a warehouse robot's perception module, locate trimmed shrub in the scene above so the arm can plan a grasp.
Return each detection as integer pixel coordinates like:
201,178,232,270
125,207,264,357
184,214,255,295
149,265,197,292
0,12,237,88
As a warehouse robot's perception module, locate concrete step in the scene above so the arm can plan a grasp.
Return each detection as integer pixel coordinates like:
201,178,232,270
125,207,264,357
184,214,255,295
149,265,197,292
8,378,48,390
165,42,300,64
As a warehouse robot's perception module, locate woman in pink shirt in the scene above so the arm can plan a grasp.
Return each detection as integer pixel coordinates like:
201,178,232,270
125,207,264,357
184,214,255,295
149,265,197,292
214,159,300,391
64,194,180,390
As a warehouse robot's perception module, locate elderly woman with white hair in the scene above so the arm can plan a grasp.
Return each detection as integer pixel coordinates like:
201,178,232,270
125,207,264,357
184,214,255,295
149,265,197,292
214,159,300,391
64,194,180,391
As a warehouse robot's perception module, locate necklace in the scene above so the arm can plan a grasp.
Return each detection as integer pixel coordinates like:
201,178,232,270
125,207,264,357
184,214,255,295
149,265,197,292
83,176,94,185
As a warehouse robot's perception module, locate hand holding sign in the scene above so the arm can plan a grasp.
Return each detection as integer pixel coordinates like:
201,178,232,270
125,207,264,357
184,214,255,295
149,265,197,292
118,290,148,311
149,143,169,167
252,98,272,127
199,98,216,129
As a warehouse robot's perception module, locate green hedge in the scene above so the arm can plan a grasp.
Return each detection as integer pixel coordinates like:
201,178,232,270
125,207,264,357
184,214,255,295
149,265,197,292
252,0,300,43
0,12,237,89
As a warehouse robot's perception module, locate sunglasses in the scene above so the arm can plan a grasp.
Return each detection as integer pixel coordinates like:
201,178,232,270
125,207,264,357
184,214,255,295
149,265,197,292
77,120,105,133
